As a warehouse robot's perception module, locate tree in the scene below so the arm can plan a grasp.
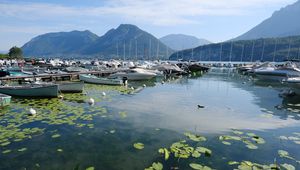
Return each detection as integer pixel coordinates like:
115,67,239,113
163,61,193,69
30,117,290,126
8,46,23,59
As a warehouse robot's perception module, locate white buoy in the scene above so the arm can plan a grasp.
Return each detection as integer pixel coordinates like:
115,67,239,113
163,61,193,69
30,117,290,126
131,87,134,90
58,95,64,99
161,81,165,84
88,98,95,105
143,84,146,88
29,108,37,116
102,92,106,96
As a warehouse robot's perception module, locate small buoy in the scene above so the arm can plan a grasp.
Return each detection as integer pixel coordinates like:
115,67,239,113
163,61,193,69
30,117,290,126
102,92,106,96
161,81,165,84
131,87,134,90
88,98,95,105
197,105,205,109
29,108,37,116
143,84,146,88
58,95,64,99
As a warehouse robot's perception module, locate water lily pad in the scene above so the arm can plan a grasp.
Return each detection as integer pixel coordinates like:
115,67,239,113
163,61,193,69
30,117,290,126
51,134,61,138
189,163,211,170
119,111,127,118
184,132,206,142
228,161,239,165
222,141,231,145
2,149,11,154
246,144,258,150
18,148,27,152
195,147,212,156
133,142,144,150
192,151,201,158
281,163,295,170
57,149,63,152
152,162,163,170
86,167,95,170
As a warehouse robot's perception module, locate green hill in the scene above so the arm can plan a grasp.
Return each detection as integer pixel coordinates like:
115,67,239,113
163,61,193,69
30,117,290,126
169,36,300,62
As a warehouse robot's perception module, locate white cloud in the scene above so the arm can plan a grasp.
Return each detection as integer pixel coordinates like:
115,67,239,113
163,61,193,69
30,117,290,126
0,0,297,26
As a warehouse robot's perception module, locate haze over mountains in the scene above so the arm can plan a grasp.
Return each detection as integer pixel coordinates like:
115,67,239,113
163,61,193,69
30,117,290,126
160,34,210,51
235,0,300,40
22,24,173,59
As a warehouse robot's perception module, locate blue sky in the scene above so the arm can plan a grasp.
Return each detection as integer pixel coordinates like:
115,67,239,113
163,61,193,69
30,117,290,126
0,0,297,51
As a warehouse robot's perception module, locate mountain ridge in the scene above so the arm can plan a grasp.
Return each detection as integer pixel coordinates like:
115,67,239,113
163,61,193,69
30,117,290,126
235,0,300,40
22,24,174,59
160,34,211,51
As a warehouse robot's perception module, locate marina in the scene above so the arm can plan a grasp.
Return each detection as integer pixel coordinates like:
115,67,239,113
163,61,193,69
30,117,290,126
1,59,300,169
1,0,300,169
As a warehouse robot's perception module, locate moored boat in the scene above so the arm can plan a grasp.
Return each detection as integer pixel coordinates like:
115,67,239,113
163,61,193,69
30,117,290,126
0,84,58,97
0,93,11,107
283,77,300,95
108,68,157,80
58,81,84,93
80,74,123,85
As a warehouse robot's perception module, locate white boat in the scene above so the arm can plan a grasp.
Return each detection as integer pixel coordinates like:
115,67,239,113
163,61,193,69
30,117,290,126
108,68,157,80
0,84,58,97
283,77,300,95
79,74,123,85
254,62,300,82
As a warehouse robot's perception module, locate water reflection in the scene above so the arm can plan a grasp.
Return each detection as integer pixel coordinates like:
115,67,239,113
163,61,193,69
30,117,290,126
110,72,300,134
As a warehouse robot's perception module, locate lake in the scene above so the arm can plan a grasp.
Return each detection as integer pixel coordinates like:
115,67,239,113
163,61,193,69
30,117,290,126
1,68,300,170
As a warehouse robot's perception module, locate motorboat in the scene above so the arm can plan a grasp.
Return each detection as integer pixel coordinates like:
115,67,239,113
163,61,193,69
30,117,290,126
283,77,300,95
80,74,123,85
0,84,58,97
108,68,157,80
254,62,300,82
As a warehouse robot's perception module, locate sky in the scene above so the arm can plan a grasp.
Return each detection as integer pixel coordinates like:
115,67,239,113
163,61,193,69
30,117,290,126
0,0,297,52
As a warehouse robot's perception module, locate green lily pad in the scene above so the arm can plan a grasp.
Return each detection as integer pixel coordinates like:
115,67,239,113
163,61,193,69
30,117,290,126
246,144,258,150
195,147,212,156
184,132,206,142
86,167,95,170
2,149,11,154
152,162,163,170
189,163,212,170
133,142,144,150
228,161,239,165
57,149,63,152
51,134,61,138
222,141,231,145
18,148,27,152
281,163,295,170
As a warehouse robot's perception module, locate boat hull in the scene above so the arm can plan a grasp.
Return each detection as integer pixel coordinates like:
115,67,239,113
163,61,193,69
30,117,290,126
58,81,84,93
0,93,11,107
80,74,122,85
110,73,156,80
0,85,58,97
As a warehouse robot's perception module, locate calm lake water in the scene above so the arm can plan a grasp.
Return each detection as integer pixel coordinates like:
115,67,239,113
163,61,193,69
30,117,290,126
1,68,300,170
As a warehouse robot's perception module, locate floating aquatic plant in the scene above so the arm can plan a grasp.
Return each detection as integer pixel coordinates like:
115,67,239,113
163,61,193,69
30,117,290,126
219,130,265,150
145,162,163,170
189,163,212,170
228,160,295,170
133,142,144,150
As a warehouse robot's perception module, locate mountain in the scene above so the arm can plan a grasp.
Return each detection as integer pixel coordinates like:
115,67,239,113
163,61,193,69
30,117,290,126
169,35,300,62
22,30,99,56
236,0,300,40
81,24,173,59
160,34,210,51
22,24,173,59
